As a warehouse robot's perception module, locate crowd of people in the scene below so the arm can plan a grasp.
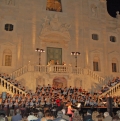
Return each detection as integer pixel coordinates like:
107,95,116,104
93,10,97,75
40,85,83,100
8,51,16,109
101,77,120,93
0,73,120,121
0,84,119,121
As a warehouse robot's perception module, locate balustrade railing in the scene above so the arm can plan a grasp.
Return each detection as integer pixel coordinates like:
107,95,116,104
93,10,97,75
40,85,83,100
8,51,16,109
99,82,120,98
87,69,105,84
50,65,71,73
0,77,27,96
72,67,84,75
34,65,84,74
34,65,47,73
10,65,28,79
34,65,71,73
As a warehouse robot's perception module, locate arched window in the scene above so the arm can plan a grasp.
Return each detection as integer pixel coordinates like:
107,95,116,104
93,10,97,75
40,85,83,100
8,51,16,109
93,57,100,71
112,58,118,72
3,49,12,66
46,0,62,12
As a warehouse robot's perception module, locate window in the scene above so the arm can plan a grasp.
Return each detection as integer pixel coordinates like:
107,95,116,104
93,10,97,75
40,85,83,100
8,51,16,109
93,56,100,71
112,58,118,72
5,55,12,66
46,0,62,12
93,62,99,71
3,49,12,66
110,36,116,42
92,34,98,40
5,24,13,31
112,63,117,72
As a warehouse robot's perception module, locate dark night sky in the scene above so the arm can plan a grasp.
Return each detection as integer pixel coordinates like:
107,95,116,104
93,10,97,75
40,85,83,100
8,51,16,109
107,0,120,18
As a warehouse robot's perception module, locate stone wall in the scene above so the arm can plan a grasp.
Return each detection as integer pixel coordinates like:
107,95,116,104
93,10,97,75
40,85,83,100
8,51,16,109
0,0,120,79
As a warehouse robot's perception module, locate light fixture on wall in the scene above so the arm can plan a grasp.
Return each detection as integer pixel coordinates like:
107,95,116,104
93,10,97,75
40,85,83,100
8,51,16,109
35,48,45,65
71,52,80,67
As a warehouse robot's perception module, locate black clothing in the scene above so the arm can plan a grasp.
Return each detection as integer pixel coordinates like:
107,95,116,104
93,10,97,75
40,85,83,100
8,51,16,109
83,115,92,121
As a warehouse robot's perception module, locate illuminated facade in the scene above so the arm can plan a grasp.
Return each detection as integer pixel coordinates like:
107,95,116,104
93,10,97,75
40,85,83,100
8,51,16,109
0,0,120,92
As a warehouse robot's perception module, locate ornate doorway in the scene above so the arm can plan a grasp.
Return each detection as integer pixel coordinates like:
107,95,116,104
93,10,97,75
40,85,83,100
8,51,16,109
53,77,67,88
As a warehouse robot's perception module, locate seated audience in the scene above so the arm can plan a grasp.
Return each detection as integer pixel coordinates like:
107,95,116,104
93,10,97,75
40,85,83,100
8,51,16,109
83,110,92,121
11,109,22,121
103,112,112,121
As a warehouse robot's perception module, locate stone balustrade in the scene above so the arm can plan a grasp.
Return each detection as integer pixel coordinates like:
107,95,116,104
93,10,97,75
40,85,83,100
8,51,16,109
87,69,105,84
34,65,70,73
34,65,84,74
99,82,120,98
72,67,84,75
7,65,106,94
9,65,103,80
34,65,51,73
0,77,27,96
10,65,28,79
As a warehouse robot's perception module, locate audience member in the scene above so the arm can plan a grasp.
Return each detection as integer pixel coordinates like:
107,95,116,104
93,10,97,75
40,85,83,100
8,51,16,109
27,112,38,121
83,110,93,121
11,109,22,121
103,112,112,121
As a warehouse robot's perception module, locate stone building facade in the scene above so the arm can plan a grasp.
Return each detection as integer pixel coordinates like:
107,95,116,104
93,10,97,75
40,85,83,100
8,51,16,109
0,0,120,92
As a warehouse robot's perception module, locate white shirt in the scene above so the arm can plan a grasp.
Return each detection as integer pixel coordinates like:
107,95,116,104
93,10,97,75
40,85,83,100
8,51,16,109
27,115,38,121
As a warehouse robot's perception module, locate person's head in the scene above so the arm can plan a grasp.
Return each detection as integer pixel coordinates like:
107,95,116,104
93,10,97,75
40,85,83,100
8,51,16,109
37,112,43,119
68,101,72,106
116,110,120,118
44,110,51,118
104,112,109,118
16,109,21,114
57,111,63,118
87,110,92,115
96,114,103,121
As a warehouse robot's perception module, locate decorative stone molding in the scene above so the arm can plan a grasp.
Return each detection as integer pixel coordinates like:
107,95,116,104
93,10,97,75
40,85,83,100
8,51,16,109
6,0,15,6
91,4,98,18
40,14,71,47
116,11,120,19
116,11,120,30
1,41,15,46
108,51,120,56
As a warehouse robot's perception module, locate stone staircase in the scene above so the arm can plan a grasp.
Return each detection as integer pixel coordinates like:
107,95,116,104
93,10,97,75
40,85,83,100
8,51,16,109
98,82,120,98
0,77,27,96
13,65,106,92
1,64,118,94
